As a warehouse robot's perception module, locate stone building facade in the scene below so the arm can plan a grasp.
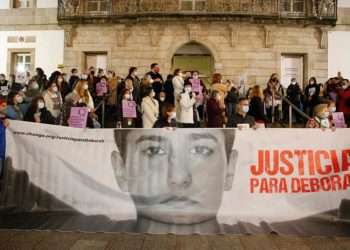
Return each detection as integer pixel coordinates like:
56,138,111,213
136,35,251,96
0,0,350,87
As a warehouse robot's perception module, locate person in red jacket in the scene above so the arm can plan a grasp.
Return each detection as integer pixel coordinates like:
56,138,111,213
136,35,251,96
337,79,350,126
206,90,225,128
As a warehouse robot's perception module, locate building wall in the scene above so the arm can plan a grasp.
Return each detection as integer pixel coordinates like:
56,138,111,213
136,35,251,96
0,30,64,75
64,23,328,86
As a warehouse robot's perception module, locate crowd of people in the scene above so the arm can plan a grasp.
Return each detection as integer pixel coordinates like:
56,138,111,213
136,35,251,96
0,63,349,130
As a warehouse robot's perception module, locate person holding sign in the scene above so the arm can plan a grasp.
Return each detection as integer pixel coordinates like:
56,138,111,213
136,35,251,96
141,87,159,128
117,89,137,128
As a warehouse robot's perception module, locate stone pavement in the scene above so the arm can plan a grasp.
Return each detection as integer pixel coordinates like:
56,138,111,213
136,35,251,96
0,230,349,250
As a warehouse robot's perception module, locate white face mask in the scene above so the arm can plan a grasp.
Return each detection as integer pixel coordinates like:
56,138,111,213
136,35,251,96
31,83,39,90
38,101,45,110
169,112,176,120
124,94,130,100
185,87,192,93
242,105,250,113
193,75,199,79
81,74,88,80
83,84,89,90
320,112,330,119
15,95,23,104
343,85,349,90
151,91,155,98
291,80,296,85
52,86,58,93
149,79,154,84
160,97,165,102
330,107,336,113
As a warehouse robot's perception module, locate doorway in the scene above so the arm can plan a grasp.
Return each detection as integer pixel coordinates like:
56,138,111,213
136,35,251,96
172,42,214,85
281,54,305,89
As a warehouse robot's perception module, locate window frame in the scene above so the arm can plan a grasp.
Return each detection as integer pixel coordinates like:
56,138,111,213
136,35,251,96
280,0,305,17
179,0,207,12
11,0,36,9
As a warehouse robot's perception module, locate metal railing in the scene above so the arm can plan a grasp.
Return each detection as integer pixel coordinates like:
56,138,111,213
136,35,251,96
57,0,337,23
282,96,312,128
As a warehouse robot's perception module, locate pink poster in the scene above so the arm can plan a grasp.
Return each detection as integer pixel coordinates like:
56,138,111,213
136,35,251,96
333,112,347,128
122,100,137,118
96,82,108,96
190,79,201,93
68,107,89,128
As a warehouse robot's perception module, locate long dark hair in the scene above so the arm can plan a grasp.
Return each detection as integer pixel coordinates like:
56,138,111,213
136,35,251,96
26,96,45,114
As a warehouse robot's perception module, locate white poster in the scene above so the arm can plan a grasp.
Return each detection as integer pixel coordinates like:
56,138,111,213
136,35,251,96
1,121,350,235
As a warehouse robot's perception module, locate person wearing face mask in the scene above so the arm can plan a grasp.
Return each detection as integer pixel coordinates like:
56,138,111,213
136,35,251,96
24,96,55,125
172,69,184,121
116,89,137,128
162,74,174,105
55,74,71,100
126,67,141,98
207,90,225,128
147,63,163,85
6,91,29,121
25,79,42,103
153,103,176,128
64,80,97,127
306,104,333,129
304,77,320,117
68,68,80,90
42,82,63,124
0,98,9,128
286,78,303,123
141,87,159,128
338,79,350,126
0,74,9,98
158,91,167,118
179,82,197,128
227,97,256,128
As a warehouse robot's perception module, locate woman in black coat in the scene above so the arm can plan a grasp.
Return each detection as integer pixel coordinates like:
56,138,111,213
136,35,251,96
248,85,268,124
24,96,56,125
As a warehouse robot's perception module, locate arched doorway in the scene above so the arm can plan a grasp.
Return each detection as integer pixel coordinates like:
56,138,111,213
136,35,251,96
171,42,214,85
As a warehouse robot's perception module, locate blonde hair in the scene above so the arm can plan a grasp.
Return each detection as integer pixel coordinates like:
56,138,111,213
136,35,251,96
249,85,263,99
74,80,90,103
313,104,328,117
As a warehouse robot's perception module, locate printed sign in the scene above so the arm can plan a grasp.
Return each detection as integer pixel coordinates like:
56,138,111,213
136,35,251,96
68,107,89,128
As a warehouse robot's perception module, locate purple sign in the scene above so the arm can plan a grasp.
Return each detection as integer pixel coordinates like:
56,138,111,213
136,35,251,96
190,79,201,93
333,112,347,128
122,100,137,118
68,107,89,128
96,82,108,97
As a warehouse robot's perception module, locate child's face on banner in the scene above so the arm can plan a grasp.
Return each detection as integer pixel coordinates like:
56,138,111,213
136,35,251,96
112,129,236,225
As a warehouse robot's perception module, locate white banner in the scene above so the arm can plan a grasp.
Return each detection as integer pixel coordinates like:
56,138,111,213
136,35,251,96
1,121,350,235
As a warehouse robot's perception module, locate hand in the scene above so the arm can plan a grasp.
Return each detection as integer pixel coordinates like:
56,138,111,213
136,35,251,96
34,113,41,123
3,119,9,128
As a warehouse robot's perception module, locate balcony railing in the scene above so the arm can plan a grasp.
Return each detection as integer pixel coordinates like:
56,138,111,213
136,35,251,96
58,0,337,24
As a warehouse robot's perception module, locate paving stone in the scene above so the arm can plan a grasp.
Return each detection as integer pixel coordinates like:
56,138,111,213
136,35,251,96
302,237,345,250
207,235,244,250
239,235,279,250
105,233,144,250
70,239,108,250
270,235,311,250
142,234,176,250
176,235,210,250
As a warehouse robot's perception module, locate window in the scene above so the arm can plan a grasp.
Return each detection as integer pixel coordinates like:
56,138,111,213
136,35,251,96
281,0,304,15
13,0,33,8
180,0,207,11
84,52,108,73
13,53,32,73
86,0,108,13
